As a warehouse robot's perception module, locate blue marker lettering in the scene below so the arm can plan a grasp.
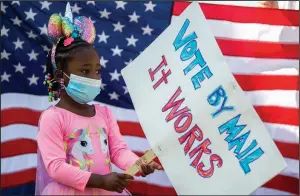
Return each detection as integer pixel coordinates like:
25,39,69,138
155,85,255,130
219,114,264,174
228,131,251,154
207,86,235,118
236,140,258,159
180,40,197,61
183,49,206,75
239,147,264,174
191,66,213,90
173,19,197,51
218,114,246,141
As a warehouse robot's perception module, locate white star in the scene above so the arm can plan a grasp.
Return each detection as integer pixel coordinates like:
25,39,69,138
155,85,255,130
115,1,127,10
1,49,11,60
128,12,140,23
28,74,39,86
125,59,133,66
112,21,125,32
71,3,82,14
39,24,47,35
142,25,153,35
40,1,52,10
42,45,50,52
123,86,129,94
111,45,123,57
108,92,120,100
1,2,7,13
97,31,109,44
13,38,24,50
100,82,107,90
1,72,11,82
24,8,37,21
1,25,9,37
100,56,108,68
99,9,111,19
14,62,25,73
87,1,95,5
41,65,47,73
27,50,39,61
27,30,38,39
11,1,20,6
126,35,138,47
109,69,121,81
11,16,22,26
88,16,96,24
144,1,156,12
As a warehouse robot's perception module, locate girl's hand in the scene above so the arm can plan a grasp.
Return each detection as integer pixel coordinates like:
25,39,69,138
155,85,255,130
100,172,134,193
140,161,163,177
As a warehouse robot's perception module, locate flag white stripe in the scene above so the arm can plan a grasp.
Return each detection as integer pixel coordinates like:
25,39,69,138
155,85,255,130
2,123,298,146
225,56,298,75
244,90,298,108
172,16,299,43
196,1,299,10
0,125,150,154
1,92,298,117
251,187,293,195
1,153,298,180
208,19,298,43
1,93,139,123
1,154,173,187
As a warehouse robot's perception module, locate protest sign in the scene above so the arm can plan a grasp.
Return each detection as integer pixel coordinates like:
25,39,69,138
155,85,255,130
121,2,286,195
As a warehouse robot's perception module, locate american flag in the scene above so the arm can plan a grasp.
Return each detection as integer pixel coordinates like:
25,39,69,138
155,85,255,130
1,1,298,196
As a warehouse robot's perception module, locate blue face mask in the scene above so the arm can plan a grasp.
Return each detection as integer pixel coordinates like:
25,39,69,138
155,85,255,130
64,73,102,104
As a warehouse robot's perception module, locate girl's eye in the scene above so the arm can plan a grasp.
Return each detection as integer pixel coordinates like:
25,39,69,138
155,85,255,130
80,141,87,147
81,69,89,74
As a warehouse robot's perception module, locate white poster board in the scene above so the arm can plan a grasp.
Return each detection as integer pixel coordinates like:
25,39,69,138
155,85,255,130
121,2,286,195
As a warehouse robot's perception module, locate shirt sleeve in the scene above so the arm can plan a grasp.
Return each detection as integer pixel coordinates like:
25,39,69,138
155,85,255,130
105,106,140,171
37,109,91,191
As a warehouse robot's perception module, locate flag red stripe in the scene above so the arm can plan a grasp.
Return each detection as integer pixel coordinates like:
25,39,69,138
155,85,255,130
263,174,299,195
0,139,163,166
234,75,299,91
1,168,36,188
1,139,37,158
1,168,176,195
2,105,297,129
274,141,299,160
1,168,298,194
254,106,298,126
0,108,147,137
172,2,299,26
127,181,176,195
1,135,298,161
216,39,298,59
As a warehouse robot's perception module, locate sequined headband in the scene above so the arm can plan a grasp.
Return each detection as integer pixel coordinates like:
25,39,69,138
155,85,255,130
47,2,96,71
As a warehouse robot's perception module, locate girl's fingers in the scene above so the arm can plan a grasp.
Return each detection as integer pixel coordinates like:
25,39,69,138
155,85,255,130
153,162,163,170
147,164,154,173
118,179,128,187
115,184,124,193
141,164,148,175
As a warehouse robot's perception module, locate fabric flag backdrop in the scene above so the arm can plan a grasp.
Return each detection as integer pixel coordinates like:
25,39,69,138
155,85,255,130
1,1,298,195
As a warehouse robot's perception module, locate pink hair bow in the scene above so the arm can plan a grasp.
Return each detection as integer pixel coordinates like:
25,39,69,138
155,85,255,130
47,2,96,45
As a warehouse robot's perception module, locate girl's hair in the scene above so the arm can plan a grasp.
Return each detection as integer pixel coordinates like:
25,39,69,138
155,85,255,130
45,37,93,99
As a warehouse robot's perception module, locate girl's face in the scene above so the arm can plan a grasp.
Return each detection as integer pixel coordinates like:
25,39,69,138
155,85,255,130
65,46,101,80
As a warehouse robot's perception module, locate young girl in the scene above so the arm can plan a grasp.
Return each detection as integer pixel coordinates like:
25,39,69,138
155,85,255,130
35,4,161,195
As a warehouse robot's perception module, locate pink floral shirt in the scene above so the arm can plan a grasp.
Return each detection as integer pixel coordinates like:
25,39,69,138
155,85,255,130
36,104,139,195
